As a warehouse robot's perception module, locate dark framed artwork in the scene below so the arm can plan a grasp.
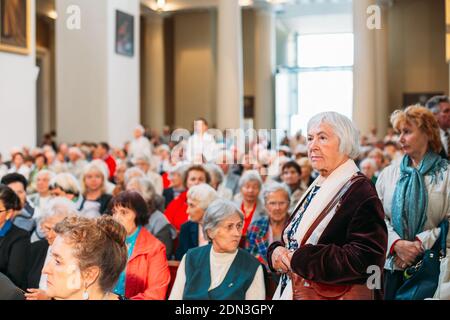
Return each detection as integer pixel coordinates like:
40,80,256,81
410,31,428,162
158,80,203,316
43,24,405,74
0,0,31,55
115,10,134,57
244,96,255,119
403,92,444,107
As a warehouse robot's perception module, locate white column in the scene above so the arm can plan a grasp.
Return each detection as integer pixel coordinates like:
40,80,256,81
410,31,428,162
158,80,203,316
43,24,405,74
353,0,376,136
56,0,140,146
374,4,389,138
254,8,276,130
0,0,37,158
142,14,165,132
216,0,244,130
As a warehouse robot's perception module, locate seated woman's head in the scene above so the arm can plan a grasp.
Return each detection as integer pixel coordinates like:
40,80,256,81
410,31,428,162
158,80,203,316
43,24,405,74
184,165,211,189
40,197,79,245
390,105,441,157
262,183,291,222
126,177,158,213
81,161,108,196
202,199,244,253
297,157,313,181
109,191,150,234
238,170,263,203
307,112,360,177
281,161,302,189
186,184,218,223
0,185,21,228
359,158,377,180
49,173,81,201
42,215,127,300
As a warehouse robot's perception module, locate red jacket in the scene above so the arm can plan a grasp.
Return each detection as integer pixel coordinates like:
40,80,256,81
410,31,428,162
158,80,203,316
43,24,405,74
125,228,170,300
104,155,117,180
164,190,188,231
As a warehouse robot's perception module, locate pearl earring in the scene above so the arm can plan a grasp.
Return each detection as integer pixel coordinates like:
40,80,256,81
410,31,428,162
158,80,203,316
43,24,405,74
82,284,89,300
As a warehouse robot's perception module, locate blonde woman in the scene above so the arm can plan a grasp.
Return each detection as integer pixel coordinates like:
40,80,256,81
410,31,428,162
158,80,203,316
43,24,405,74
79,162,112,218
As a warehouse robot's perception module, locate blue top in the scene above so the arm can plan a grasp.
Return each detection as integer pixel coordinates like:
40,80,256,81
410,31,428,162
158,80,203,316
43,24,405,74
113,226,141,296
0,220,13,237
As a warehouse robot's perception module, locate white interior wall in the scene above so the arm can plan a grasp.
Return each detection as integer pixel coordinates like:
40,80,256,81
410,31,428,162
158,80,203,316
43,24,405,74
0,0,37,160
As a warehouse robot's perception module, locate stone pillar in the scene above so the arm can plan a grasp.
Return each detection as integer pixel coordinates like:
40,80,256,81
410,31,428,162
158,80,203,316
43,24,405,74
353,0,376,136
374,4,389,138
254,8,276,130
142,13,165,132
216,0,244,130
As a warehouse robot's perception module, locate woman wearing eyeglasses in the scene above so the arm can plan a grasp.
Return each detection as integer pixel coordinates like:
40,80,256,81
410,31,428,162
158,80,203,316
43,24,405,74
169,199,265,300
246,182,291,270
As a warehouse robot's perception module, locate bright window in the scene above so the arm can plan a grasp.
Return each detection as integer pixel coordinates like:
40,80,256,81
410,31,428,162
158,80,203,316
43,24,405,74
290,33,354,136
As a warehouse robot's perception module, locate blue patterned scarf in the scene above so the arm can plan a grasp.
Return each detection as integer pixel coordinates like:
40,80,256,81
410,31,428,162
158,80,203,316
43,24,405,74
392,152,448,241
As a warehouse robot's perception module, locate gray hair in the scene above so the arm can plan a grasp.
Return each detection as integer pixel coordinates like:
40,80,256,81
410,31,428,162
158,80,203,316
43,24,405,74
202,199,244,241
359,158,377,170
68,147,84,158
124,167,146,186
307,112,360,159
204,163,224,186
36,169,56,181
40,197,79,223
262,182,291,204
425,95,450,115
187,184,218,210
126,177,156,203
50,173,81,197
132,154,158,172
238,170,263,191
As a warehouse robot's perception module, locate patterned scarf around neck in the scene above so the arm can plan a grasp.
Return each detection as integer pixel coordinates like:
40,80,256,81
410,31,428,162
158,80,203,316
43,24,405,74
392,151,448,241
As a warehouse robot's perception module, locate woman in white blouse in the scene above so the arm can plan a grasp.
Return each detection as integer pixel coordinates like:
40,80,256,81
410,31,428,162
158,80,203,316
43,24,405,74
169,198,265,300
376,105,450,300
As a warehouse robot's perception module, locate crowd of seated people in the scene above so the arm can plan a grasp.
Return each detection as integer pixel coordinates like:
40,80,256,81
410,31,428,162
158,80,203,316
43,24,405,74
0,95,449,300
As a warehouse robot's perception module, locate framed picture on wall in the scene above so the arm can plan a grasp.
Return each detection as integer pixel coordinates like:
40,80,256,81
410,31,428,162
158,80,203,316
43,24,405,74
403,92,444,107
0,0,31,55
115,10,134,57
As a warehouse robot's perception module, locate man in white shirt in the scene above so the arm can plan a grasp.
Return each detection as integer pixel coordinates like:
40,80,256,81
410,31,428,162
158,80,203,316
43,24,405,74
129,125,152,160
426,95,450,159
185,118,218,163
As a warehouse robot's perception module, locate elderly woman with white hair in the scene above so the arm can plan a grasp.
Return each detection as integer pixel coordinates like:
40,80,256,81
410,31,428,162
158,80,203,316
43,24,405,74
268,112,387,300
204,163,233,200
129,125,152,160
66,147,88,180
78,161,113,218
174,183,218,260
359,158,378,185
234,170,267,239
29,169,55,215
25,197,79,300
132,154,164,195
169,199,265,300
246,182,291,269
126,177,176,258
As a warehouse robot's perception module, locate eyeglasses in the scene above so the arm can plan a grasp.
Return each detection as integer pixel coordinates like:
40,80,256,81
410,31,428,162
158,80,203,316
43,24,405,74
267,201,289,208
219,222,244,233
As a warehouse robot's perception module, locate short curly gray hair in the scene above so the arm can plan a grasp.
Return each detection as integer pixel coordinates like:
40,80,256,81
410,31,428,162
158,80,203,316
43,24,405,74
261,182,291,204
187,183,218,210
202,199,244,241
238,170,263,191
